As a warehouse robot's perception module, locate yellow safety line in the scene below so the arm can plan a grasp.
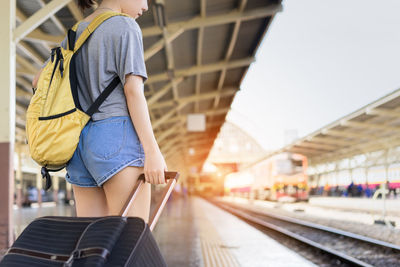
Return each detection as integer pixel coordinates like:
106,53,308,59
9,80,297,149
194,198,240,267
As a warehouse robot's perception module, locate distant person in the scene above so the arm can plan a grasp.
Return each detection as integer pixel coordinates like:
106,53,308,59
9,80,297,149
387,181,397,198
323,184,329,196
356,184,363,197
334,186,340,196
347,182,354,197
364,183,372,198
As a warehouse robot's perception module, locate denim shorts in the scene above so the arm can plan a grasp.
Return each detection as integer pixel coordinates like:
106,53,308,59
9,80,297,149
65,116,145,187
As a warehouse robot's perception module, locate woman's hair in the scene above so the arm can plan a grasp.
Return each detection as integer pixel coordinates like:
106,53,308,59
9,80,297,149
78,0,98,10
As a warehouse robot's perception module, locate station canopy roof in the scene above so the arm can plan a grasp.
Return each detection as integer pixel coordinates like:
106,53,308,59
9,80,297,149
272,89,400,165
15,0,282,173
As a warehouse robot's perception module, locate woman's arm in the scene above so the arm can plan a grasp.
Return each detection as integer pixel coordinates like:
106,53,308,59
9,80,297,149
32,69,43,88
124,74,167,185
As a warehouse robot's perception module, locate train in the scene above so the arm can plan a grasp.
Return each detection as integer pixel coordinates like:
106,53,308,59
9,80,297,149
224,152,308,202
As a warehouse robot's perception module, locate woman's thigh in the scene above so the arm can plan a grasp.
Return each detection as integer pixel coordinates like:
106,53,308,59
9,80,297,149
72,185,108,217
102,166,151,222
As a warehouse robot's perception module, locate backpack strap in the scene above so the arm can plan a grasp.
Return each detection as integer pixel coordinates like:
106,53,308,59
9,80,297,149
71,21,80,31
69,11,131,117
86,76,121,117
73,11,130,53
67,21,81,51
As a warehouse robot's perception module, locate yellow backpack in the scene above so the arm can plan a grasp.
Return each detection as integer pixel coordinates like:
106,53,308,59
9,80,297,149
26,11,129,189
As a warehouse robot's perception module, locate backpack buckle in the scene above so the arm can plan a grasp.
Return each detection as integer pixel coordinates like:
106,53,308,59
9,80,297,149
50,48,57,62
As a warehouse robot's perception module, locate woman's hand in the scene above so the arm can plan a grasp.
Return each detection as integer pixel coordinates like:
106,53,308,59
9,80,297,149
144,148,168,185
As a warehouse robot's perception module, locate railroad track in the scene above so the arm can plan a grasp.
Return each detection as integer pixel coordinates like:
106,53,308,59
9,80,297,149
211,199,400,267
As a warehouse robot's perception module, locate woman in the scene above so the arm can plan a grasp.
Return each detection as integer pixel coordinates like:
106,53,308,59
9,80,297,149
31,0,167,222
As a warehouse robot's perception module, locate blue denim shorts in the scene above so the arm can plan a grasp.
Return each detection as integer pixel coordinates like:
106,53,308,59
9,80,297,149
65,116,145,187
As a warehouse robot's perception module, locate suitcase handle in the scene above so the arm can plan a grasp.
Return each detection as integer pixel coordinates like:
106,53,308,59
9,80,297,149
120,171,179,231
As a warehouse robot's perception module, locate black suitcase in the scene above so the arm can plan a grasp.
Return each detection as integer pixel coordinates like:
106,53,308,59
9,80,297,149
0,172,179,267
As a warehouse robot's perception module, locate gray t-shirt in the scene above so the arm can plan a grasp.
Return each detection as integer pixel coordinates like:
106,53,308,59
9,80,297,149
46,16,148,121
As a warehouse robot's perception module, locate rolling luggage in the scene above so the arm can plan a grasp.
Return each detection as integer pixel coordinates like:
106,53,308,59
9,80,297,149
0,172,179,267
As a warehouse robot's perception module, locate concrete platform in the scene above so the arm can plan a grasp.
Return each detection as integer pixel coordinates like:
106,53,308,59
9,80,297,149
155,195,316,267
5,195,316,266
308,197,400,215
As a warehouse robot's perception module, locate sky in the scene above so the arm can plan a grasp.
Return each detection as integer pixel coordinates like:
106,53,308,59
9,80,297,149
226,0,400,152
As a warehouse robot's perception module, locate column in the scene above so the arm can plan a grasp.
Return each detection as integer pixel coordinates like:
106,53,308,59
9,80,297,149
36,170,42,207
53,175,59,203
0,0,16,249
66,181,72,205
15,149,23,208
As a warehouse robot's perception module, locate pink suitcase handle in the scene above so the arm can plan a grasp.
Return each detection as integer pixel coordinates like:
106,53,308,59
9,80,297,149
120,171,179,231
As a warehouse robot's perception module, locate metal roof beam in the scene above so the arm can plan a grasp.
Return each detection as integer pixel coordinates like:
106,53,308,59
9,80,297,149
146,77,183,106
289,147,326,155
18,42,44,66
16,68,35,76
156,122,183,144
14,0,72,43
163,107,230,125
16,8,57,49
37,0,67,35
148,57,254,84
144,28,183,61
194,0,207,113
310,134,400,165
150,88,237,110
366,107,400,118
295,141,338,151
142,4,282,37
322,129,370,139
16,55,38,75
342,120,400,132
309,136,354,146
213,0,247,109
67,1,84,21
16,86,31,99
24,31,62,45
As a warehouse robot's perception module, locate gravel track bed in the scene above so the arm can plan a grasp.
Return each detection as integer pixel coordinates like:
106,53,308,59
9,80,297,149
237,216,355,267
216,199,400,267
247,209,400,266
221,197,400,246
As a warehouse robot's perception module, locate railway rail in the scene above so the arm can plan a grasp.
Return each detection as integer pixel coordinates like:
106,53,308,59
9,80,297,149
211,199,400,267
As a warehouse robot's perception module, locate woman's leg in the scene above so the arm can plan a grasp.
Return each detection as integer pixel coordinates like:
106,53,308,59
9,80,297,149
72,185,108,217
102,166,151,222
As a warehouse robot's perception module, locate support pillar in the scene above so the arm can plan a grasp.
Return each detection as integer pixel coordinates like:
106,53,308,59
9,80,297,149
382,149,389,221
66,181,72,204
53,175,59,203
15,149,23,208
36,170,43,207
0,0,16,249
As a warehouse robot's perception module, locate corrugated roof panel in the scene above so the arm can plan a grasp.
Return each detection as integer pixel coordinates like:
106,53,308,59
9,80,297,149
224,67,246,87
172,30,197,69
146,48,167,74
165,0,199,23
200,72,219,93
231,17,270,60
202,23,233,65
177,76,196,97
218,95,235,108
206,0,237,16
245,0,281,10
198,99,214,112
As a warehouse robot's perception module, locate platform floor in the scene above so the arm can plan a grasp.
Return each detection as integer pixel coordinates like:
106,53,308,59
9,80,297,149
154,195,316,267
6,195,316,266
